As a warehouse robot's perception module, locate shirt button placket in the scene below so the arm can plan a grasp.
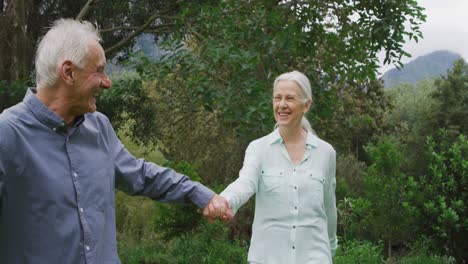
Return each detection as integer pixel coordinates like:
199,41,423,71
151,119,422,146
291,166,299,259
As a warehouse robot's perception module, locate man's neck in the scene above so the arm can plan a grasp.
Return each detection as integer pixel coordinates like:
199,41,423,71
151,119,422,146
36,86,77,126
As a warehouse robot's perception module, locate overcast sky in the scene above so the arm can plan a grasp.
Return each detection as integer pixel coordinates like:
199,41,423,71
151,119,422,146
378,0,468,75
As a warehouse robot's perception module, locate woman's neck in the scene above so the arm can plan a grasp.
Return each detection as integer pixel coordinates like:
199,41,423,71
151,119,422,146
279,125,306,144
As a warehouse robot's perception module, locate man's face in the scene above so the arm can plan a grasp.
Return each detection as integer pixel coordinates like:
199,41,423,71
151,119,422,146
71,41,112,115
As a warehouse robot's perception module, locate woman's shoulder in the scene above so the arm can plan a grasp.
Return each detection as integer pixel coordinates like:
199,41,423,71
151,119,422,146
248,130,280,148
311,133,336,156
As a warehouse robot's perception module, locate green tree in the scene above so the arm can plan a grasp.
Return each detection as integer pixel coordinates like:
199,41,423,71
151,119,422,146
0,0,208,110
319,80,392,160
140,0,424,179
134,0,425,242
431,59,468,137
419,131,467,261
385,80,437,176
360,137,418,263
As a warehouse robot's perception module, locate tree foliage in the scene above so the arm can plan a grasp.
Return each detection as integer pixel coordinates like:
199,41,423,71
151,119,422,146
147,0,425,136
0,0,208,84
360,137,418,261
431,59,468,137
419,131,467,261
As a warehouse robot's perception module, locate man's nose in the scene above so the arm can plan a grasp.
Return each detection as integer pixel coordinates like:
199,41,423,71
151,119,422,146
101,74,112,89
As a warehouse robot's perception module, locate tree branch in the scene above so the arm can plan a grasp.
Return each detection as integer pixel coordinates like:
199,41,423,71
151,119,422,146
99,23,176,33
76,0,97,21
104,12,171,55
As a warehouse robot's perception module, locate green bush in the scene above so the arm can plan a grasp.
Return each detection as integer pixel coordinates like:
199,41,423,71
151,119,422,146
0,79,29,111
334,240,385,264
153,161,205,241
397,255,455,264
168,221,248,264
118,243,171,264
395,239,456,264
417,132,467,260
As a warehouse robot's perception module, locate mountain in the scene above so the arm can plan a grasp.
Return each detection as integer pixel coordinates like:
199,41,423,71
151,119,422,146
381,50,462,88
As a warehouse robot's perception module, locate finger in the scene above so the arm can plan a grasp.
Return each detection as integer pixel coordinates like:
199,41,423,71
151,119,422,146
222,209,234,223
206,202,216,218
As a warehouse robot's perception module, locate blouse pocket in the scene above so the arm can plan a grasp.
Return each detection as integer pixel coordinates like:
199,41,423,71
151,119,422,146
308,171,325,196
261,168,284,194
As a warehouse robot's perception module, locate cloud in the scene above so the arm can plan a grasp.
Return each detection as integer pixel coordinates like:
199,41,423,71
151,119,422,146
378,0,468,75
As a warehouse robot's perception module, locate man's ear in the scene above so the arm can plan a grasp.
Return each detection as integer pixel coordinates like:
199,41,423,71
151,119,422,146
60,60,74,85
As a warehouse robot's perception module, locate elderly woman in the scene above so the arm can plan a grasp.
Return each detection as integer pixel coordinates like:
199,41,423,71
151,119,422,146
220,71,337,264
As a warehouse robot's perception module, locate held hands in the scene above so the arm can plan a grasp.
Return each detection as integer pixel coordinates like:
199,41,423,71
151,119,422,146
202,194,234,223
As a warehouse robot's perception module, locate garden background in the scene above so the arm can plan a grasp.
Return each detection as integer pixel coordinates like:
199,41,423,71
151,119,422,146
1,1,466,263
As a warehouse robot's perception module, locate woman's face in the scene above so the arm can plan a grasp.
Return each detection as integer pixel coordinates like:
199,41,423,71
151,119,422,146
273,80,311,129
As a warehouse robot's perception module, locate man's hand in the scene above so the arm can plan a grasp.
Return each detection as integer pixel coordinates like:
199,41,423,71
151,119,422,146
202,194,234,223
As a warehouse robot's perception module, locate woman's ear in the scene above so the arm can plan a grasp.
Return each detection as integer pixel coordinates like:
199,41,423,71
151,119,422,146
304,98,312,113
60,60,74,85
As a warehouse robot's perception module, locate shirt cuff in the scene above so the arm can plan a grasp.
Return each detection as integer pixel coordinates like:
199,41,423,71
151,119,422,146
330,237,338,256
191,183,215,208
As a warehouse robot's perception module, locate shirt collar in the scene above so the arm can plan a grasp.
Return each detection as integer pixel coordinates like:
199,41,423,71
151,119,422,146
267,128,319,148
23,88,84,132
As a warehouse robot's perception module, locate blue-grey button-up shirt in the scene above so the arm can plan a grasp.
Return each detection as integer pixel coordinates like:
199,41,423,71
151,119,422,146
0,89,215,264
221,129,337,264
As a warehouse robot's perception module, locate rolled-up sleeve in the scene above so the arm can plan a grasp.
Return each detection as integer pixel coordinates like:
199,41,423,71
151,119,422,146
220,142,260,214
324,148,338,256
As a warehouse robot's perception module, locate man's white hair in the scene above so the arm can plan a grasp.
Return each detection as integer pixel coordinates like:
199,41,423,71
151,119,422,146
35,19,101,89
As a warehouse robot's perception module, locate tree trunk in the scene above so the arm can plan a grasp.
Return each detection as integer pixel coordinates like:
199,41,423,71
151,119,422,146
0,0,30,84
387,239,392,264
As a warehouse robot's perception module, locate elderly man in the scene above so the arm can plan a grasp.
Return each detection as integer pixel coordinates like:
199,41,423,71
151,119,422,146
0,19,231,263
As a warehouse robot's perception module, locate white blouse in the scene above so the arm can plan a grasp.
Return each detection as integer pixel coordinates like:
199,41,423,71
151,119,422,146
221,129,337,264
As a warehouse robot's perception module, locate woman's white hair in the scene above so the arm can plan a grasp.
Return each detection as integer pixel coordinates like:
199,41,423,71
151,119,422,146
35,19,101,89
273,70,314,133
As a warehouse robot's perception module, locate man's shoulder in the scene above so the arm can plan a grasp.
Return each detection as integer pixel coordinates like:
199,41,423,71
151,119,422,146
0,102,28,130
84,111,111,126
0,104,24,151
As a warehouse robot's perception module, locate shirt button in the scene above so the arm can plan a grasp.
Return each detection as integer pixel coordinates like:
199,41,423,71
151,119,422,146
294,186,298,190
294,206,298,210
79,208,84,213
292,246,295,249
52,127,57,131
85,245,90,251
293,225,296,229
73,172,78,177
